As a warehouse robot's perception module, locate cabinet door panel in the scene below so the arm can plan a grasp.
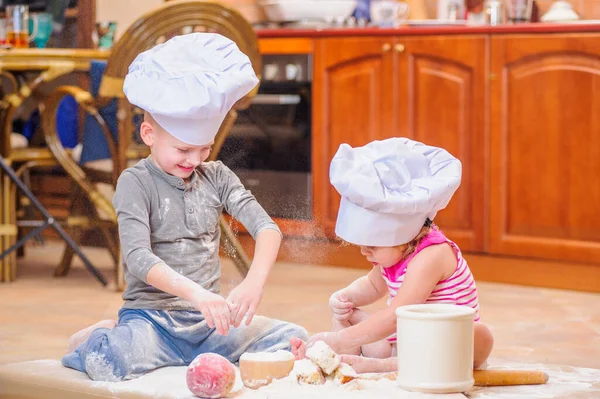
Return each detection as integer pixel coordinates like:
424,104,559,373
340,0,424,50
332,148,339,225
313,38,395,234
490,35,600,264
397,37,487,252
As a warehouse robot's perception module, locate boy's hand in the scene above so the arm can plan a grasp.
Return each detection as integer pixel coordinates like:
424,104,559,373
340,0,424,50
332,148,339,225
226,278,264,327
329,290,354,322
189,289,234,336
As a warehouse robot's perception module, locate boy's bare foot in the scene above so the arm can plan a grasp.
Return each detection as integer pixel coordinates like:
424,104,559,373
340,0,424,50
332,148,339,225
290,337,307,360
67,319,117,353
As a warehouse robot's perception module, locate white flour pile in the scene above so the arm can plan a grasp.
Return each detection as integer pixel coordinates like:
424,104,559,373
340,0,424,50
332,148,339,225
88,359,600,399
239,350,294,362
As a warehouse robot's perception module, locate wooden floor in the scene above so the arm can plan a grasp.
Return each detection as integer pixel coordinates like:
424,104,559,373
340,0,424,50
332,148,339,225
1,240,600,370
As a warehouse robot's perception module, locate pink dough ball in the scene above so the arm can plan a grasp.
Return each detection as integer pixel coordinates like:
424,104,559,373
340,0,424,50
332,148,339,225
186,353,236,398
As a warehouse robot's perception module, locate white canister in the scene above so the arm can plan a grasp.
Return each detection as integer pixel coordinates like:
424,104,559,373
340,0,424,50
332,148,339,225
395,304,475,394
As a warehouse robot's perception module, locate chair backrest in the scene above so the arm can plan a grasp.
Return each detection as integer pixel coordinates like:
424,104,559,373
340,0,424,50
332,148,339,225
103,0,261,86
96,0,262,175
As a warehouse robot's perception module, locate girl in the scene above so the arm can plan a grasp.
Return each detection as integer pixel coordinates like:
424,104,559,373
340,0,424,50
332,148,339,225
292,138,493,372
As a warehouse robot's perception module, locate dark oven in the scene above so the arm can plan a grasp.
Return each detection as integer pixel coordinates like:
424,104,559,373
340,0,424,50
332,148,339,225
218,54,312,221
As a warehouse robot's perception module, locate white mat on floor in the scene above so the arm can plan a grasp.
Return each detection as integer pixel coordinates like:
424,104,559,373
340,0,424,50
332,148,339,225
0,359,599,399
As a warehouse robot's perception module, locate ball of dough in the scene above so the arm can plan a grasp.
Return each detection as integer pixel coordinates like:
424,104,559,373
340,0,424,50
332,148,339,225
186,353,236,398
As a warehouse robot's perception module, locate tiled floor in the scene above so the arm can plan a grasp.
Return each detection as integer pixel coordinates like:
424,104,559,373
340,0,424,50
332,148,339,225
1,240,600,370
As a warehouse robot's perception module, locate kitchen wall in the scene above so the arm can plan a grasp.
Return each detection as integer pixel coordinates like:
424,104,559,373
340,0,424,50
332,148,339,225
95,0,264,40
557,0,600,18
95,0,163,39
96,0,600,36
96,0,600,39
421,0,599,20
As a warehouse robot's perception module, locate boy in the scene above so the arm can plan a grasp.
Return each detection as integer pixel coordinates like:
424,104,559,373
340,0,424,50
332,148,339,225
62,33,308,382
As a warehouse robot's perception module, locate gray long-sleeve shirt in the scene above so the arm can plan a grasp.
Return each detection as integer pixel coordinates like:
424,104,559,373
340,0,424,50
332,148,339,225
112,157,280,310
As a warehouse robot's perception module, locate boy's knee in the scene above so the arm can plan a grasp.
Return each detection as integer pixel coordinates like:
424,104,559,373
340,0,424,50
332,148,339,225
82,331,131,382
253,319,309,352
284,323,309,341
277,323,309,346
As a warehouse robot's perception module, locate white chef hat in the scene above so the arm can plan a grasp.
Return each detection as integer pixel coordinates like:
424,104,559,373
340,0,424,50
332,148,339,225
123,32,259,146
330,138,462,247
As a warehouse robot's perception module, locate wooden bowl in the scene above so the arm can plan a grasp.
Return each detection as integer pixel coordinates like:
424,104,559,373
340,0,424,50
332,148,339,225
239,350,295,389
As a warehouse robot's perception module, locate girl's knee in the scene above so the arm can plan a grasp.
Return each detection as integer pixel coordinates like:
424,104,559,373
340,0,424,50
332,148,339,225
475,323,494,349
473,323,494,368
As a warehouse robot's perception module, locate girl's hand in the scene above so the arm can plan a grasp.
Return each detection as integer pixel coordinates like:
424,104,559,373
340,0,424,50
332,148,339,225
329,290,354,322
307,331,346,354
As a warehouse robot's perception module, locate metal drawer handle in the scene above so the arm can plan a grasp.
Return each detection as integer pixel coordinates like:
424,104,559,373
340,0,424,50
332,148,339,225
251,94,301,105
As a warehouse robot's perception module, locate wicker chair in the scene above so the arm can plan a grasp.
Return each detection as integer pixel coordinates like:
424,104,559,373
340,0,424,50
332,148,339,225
41,0,261,291
0,66,79,282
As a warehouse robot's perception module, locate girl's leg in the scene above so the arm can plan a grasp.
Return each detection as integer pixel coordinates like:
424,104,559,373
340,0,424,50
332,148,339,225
474,322,494,369
329,307,364,355
340,354,397,373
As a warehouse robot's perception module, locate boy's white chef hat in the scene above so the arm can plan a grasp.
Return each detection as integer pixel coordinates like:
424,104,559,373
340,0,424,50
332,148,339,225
330,138,462,247
123,32,259,146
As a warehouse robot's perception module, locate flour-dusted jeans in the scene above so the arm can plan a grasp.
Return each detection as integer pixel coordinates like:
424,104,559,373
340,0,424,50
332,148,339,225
62,308,308,381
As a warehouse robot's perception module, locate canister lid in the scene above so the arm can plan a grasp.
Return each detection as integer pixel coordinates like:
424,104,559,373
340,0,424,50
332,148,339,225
395,304,476,320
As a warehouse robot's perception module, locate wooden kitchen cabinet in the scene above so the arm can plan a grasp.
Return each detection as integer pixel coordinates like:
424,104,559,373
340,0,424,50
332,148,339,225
489,34,600,265
312,36,487,252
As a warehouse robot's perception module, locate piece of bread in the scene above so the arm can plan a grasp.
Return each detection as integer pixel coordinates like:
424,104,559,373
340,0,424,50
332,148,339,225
305,340,341,375
333,362,357,384
294,359,325,385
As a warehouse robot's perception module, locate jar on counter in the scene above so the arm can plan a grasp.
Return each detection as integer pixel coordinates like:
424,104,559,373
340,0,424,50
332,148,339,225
466,0,487,24
485,0,506,25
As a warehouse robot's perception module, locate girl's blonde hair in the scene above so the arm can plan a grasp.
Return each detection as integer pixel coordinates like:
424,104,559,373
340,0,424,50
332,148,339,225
397,220,436,259
340,219,437,261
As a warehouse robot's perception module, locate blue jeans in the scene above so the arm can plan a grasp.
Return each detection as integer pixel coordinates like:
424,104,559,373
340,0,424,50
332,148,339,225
62,308,308,381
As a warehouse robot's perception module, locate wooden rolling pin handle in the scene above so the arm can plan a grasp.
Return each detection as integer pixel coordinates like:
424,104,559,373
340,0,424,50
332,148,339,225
473,370,550,386
366,369,549,387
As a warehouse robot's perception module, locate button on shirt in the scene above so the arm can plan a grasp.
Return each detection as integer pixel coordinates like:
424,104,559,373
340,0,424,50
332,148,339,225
112,157,281,310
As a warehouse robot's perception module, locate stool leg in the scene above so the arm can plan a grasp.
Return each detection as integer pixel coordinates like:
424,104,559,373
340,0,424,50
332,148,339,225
219,215,250,277
55,190,86,277
7,174,17,280
115,248,124,292
54,231,78,277
3,173,13,281
0,172,6,282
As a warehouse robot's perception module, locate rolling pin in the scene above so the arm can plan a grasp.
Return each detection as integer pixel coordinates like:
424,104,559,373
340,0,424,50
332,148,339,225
361,369,549,386
473,369,549,386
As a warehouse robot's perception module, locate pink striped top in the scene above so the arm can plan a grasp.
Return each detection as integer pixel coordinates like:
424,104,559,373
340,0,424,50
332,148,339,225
381,229,481,342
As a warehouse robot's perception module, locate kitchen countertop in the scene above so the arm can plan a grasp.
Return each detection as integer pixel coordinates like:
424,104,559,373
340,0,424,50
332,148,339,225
256,22,600,37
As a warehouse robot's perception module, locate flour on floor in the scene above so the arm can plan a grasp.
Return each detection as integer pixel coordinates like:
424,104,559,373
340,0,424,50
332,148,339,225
86,360,600,399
